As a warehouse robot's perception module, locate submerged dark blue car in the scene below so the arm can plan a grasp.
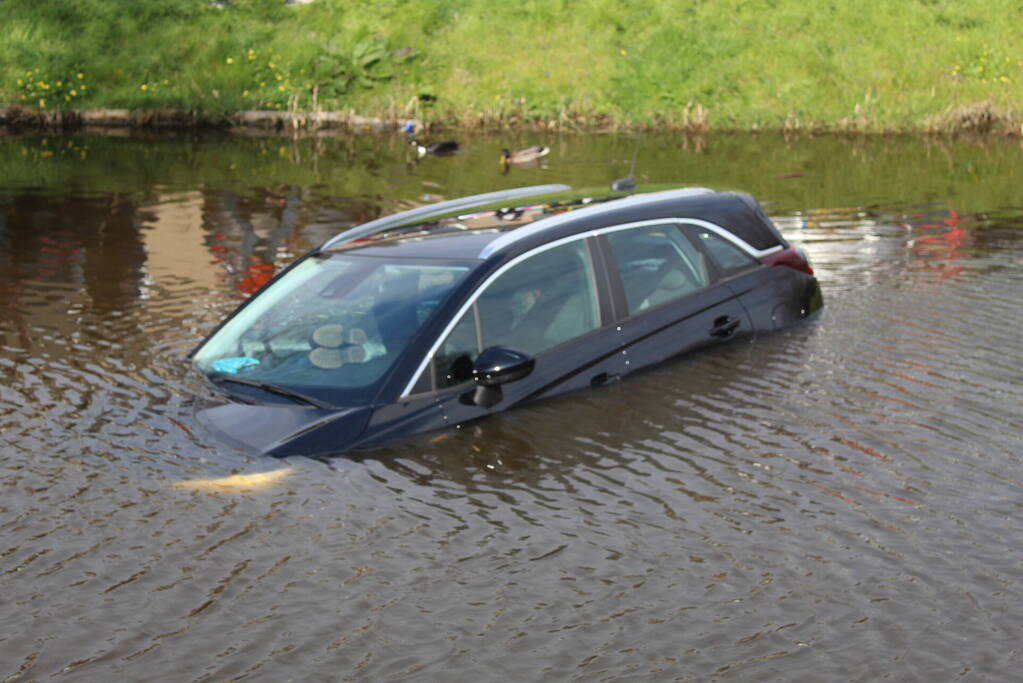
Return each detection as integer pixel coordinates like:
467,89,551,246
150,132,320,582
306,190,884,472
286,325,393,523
191,184,822,457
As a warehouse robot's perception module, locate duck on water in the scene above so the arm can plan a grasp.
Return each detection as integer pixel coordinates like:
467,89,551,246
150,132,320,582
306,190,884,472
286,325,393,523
402,121,460,158
500,145,550,168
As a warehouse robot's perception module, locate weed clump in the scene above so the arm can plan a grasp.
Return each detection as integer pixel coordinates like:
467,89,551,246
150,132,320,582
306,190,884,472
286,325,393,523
924,102,1021,135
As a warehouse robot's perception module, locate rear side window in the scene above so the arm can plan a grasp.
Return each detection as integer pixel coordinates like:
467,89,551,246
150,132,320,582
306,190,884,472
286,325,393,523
605,223,708,314
687,226,759,276
431,240,600,389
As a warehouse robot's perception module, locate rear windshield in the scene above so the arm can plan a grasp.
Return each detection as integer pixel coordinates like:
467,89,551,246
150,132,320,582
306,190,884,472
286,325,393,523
193,253,473,404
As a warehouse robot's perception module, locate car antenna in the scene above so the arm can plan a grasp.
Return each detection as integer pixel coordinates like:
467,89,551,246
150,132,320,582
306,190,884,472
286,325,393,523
610,131,642,193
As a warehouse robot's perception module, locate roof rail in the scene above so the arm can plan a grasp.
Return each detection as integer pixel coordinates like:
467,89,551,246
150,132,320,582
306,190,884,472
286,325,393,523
478,186,715,258
320,184,572,251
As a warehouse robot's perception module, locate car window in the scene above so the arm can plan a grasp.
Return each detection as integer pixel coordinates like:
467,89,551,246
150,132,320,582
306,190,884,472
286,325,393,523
192,254,471,400
605,223,709,314
433,307,478,388
431,240,600,388
687,226,759,276
479,241,598,355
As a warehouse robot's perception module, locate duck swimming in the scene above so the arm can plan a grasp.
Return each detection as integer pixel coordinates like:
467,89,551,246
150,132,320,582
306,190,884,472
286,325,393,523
402,121,459,158
500,145,550,167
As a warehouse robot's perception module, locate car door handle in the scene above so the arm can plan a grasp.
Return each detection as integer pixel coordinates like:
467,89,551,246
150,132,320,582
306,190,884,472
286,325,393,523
590,372,621,387
710,316,741,338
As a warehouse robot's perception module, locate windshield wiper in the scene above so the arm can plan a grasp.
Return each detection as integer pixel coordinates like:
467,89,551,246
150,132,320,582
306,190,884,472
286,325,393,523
212,376,335,409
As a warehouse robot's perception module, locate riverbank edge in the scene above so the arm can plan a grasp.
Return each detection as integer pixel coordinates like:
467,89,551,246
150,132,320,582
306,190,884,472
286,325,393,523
2,102,1021,137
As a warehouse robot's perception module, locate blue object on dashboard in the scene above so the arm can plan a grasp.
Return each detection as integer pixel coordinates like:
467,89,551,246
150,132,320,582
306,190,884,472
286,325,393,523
211,357,259,374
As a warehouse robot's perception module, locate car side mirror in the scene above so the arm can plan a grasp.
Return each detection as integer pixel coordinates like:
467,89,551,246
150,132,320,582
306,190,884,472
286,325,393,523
467,346,535,409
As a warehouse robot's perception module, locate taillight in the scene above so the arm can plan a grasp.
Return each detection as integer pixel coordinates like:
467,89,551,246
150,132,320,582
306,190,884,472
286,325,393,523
762,246,814,275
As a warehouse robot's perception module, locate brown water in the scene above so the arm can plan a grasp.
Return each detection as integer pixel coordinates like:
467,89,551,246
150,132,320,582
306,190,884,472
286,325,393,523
1,131,1021,681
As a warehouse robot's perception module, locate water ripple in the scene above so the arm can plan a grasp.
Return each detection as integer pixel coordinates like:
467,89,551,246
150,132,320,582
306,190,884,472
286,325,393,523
3,143,1023,680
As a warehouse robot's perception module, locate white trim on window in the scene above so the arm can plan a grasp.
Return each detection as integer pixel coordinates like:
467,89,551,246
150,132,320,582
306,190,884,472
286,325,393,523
400,231,598,398
399,216,781,398
671,218,783,259
477,188,714,259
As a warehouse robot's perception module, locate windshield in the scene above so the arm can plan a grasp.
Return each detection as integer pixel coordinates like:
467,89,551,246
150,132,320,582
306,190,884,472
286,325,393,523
193,253,473,404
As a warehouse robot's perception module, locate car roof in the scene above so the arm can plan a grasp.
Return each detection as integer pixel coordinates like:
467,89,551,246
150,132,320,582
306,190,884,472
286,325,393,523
319,184,786,261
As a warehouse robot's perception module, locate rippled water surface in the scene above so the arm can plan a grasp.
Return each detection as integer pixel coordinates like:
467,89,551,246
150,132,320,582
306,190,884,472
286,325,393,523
2,131,1021,681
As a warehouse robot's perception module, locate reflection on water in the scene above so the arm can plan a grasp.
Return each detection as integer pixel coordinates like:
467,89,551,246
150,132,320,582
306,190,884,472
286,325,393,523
1,132,1022,680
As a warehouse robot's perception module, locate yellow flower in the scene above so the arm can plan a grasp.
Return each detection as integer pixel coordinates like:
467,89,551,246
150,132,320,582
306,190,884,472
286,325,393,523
16,78,22,85
243,90,250,96
620,48,627,56
141,84,148,90
226,57,234,64
81,85,87,91
278,85,285,91
70,90,77,96
163,79,170,85
39,98,45,107
77,73,84,79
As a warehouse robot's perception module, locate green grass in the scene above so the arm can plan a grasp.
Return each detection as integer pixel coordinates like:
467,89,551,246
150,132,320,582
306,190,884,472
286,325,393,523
3,0,1023,132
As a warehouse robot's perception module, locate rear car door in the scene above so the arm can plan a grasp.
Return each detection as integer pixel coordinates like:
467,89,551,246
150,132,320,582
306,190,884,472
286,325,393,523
682,223,805,333
598,221,753,375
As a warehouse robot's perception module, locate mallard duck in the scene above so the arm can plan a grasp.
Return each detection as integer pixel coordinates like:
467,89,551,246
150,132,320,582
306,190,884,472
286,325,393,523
500,145,550,166
402,121,459,158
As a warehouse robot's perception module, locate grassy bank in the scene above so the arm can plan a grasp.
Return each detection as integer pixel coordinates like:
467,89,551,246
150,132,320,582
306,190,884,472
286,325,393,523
3,0,1023,133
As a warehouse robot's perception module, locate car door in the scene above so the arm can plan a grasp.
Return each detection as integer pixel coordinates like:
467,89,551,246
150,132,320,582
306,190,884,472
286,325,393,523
427,236,626,426
681,222,794,333
598,221,753,375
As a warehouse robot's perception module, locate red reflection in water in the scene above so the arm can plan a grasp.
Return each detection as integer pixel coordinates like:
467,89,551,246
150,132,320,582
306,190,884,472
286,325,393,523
904,208,968,277
235,259,275,295
35,232,84,280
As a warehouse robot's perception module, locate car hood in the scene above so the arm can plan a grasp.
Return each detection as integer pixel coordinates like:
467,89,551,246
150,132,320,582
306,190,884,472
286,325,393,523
196,402,373,458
